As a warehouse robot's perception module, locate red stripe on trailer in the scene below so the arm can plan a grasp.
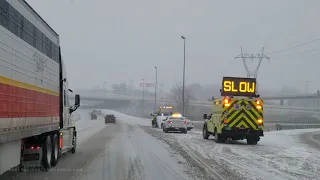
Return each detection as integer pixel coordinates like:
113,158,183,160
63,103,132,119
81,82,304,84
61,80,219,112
0,83,59,118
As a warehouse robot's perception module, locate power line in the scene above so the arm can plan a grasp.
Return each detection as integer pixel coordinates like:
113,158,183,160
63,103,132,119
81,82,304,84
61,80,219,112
266,38,320,55
271,49,317,58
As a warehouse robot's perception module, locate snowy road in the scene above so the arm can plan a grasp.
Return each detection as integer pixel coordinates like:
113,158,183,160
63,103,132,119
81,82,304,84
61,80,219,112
143,125,320,180
5,109,320,180
5,109,194,180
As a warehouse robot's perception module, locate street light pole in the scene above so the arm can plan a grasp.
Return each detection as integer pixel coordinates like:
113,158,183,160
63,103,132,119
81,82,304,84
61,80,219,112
161,84,163,100
306,80,308,108
142,78,145,115
181,36,186,116
154,66,158,112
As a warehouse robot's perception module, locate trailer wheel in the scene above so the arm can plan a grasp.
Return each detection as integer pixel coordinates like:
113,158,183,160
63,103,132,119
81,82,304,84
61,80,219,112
51,134,59,166
71,132,77,154
42,135,52,170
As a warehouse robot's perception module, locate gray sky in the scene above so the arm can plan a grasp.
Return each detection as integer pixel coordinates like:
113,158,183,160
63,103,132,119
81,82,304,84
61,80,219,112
26,0,320,93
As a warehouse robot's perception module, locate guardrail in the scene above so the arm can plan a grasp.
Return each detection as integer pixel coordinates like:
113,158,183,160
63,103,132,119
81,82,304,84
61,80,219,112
78,96,320,112
275,124,320,131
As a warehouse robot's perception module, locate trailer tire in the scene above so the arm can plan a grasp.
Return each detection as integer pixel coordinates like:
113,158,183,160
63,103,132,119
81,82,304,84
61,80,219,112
42,135,52,170
71,132,77,154
51,134,59,166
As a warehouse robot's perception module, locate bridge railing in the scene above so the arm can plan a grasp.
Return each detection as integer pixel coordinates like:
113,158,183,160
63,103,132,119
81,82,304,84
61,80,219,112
71,94,320,112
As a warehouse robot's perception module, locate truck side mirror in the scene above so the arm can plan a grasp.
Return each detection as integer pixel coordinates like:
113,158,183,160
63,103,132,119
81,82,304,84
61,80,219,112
70,94,80,114
75,94,80,107
203,114,207,119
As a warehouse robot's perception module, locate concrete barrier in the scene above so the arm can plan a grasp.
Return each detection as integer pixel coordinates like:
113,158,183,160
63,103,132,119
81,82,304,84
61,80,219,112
275,124,320,131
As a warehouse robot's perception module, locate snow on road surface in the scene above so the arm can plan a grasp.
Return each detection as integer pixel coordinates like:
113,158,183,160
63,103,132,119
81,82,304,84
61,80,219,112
146,127,320,180
75,109,107,145
105,110,320,180
7,109,205,180
5,109,320,180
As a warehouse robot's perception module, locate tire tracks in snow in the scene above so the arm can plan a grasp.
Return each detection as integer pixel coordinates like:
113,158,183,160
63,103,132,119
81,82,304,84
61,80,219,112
126,124,146,180
142,127,242,180
178,131,320,180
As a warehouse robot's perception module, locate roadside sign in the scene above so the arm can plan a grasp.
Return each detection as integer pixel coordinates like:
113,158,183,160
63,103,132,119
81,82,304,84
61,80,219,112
140,83,154,87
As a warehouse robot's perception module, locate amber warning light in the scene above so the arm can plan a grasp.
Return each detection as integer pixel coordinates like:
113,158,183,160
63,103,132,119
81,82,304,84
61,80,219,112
221,77,256,97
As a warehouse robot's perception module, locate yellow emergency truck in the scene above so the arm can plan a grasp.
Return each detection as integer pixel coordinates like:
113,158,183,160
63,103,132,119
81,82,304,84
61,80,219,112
202,77,264,145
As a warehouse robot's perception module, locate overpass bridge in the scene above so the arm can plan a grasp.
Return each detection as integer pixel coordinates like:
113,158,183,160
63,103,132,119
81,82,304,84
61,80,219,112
70,92,320,112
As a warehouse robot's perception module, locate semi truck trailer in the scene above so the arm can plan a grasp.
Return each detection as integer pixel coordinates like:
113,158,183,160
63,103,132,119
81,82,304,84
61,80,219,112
0,0,80,174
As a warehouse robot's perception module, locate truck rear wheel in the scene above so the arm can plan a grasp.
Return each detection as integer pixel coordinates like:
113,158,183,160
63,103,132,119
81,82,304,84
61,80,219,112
71,132,77,154
51,134,59,166
42,135,52,170
214,129,224,143
247,137,258,145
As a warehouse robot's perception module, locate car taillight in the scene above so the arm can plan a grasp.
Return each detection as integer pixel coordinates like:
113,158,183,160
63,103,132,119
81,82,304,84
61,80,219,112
223,97,231,107
168,120,172,124
255,99,262,110
183,121,186,124
30,146,40,149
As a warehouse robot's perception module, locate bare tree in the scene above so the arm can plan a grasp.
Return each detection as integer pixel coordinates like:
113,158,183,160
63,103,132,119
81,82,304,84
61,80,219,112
170,83,194,117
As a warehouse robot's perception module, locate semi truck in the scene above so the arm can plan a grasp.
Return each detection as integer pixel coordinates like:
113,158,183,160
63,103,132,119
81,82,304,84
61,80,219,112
0,0,80,174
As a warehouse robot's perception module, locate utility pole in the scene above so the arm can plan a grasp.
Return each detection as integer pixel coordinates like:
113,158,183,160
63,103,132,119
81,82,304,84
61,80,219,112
234,47,270,91
181,36,186,116
154,66,158,112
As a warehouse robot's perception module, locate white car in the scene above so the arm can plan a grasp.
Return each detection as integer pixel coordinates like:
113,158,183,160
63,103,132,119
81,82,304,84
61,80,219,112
156,112,171,128
162,114,188,133
186,119,194,130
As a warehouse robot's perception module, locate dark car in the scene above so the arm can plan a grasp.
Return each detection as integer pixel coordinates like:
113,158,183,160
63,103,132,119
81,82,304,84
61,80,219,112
90,113,97,120
105,114,116,124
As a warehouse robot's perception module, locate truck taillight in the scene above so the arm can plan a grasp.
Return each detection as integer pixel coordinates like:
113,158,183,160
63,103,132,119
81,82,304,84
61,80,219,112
223,97,231,107
167,120,172,124
255,99,262,110
257,118,263,125
59,133,63,149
